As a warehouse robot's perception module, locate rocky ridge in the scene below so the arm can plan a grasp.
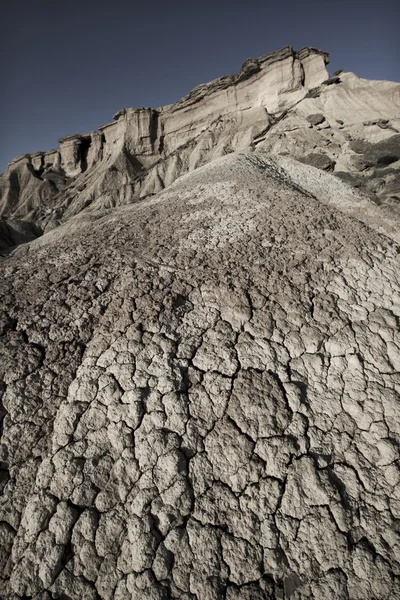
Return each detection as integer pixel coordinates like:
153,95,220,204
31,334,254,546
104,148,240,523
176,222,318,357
2,45,399,253
0,47,400,600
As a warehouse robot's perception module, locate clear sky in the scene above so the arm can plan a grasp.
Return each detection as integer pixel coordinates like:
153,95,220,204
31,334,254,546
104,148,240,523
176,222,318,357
0,0,399,172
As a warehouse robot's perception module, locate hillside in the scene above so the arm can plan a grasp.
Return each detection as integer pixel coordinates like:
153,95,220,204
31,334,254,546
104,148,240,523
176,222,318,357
1,46,399,252
0,47,400,600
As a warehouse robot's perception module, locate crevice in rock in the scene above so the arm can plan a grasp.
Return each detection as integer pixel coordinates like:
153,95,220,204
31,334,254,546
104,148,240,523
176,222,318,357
79,136,92,173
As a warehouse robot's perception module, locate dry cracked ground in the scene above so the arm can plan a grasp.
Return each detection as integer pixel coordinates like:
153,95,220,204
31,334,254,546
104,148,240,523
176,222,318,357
1,154,400,599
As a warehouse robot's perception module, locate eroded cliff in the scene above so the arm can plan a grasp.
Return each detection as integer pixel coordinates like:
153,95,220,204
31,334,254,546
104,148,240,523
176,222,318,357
1,47,332,244
1,45,400,600
2,44,399,254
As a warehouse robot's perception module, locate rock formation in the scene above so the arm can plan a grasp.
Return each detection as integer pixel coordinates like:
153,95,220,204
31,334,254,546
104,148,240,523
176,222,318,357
0,46,400,599
1,46,399,255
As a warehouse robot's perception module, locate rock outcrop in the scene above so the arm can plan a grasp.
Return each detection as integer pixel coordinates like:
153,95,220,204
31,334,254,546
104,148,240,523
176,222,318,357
1,46,400,600
1,46,331,239
1,45,399,249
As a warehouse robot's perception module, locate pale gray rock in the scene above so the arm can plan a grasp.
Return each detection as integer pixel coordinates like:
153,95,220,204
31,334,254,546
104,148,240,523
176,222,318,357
0,46,327,246
1,46,400,600
1,47,399,250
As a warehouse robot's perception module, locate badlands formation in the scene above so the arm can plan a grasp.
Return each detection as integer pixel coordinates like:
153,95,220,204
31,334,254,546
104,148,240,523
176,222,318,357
0,46,400,599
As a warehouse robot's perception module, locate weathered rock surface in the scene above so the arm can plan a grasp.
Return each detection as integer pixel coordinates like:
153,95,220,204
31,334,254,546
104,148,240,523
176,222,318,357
1,151,400,599
1,46,399,251
1,46,399,252
1,47,332,239
1,46,400,599
256,72,400,208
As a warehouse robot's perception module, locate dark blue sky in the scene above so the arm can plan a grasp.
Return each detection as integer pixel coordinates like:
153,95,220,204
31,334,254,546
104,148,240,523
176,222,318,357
1,0,399,172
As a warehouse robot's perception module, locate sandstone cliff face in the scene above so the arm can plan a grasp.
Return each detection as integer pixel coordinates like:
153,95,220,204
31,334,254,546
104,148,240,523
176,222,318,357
1,46,400,600
1,45,399,250
0,47,331,241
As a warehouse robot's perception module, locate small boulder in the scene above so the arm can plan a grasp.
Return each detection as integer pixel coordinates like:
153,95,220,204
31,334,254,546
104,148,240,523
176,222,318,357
305,87,321,99
377,119,390,129
322,76,341,86
306,114,326,126
299,153,336,172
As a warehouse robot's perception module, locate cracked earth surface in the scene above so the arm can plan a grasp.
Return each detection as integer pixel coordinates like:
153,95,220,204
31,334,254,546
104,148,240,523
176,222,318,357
1,154,399,599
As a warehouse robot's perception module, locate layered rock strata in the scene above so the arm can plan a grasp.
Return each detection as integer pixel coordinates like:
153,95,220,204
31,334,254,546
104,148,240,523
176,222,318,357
1,46,331,240
2,45,399,252
1,45,400,600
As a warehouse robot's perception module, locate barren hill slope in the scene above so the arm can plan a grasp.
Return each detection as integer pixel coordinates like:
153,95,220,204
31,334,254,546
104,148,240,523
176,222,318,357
1,153,400,599
1,46,400,600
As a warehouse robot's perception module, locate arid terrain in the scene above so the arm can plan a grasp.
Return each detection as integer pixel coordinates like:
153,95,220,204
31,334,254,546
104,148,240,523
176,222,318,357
1,46,400,599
